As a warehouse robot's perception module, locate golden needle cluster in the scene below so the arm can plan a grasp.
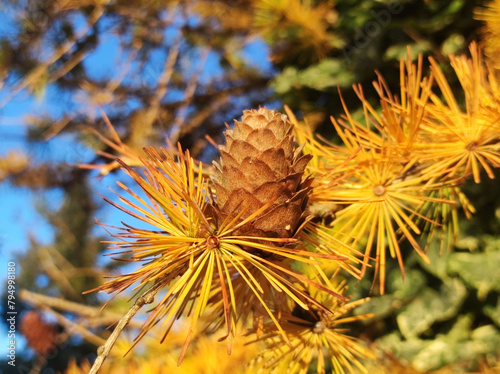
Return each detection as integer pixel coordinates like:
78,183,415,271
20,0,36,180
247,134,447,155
92,37,500,374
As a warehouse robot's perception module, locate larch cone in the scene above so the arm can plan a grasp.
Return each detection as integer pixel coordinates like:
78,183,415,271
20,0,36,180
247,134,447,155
213,108,313,250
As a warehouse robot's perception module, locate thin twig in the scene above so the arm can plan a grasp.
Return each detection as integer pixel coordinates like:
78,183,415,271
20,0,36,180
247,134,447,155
19,289,142,328
34,302,106,347
0,6,104,109
20,289,99,316
39,248,81,301
28,355,47,374
170,47,210,144
89,284,161,374
152,32,182,108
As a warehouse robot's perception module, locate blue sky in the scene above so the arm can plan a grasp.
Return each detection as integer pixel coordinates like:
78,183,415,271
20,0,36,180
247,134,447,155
0,11,273,264
0,4,273,362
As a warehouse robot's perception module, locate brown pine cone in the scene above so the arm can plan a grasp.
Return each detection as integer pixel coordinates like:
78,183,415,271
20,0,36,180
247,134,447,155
213,108,313,245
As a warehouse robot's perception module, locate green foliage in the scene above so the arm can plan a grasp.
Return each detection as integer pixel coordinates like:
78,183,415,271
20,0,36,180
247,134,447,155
272,58,354,93
484,296,500,327
396,278,467,339
352,195,500,372
377,316,500,372
448,251,500,300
